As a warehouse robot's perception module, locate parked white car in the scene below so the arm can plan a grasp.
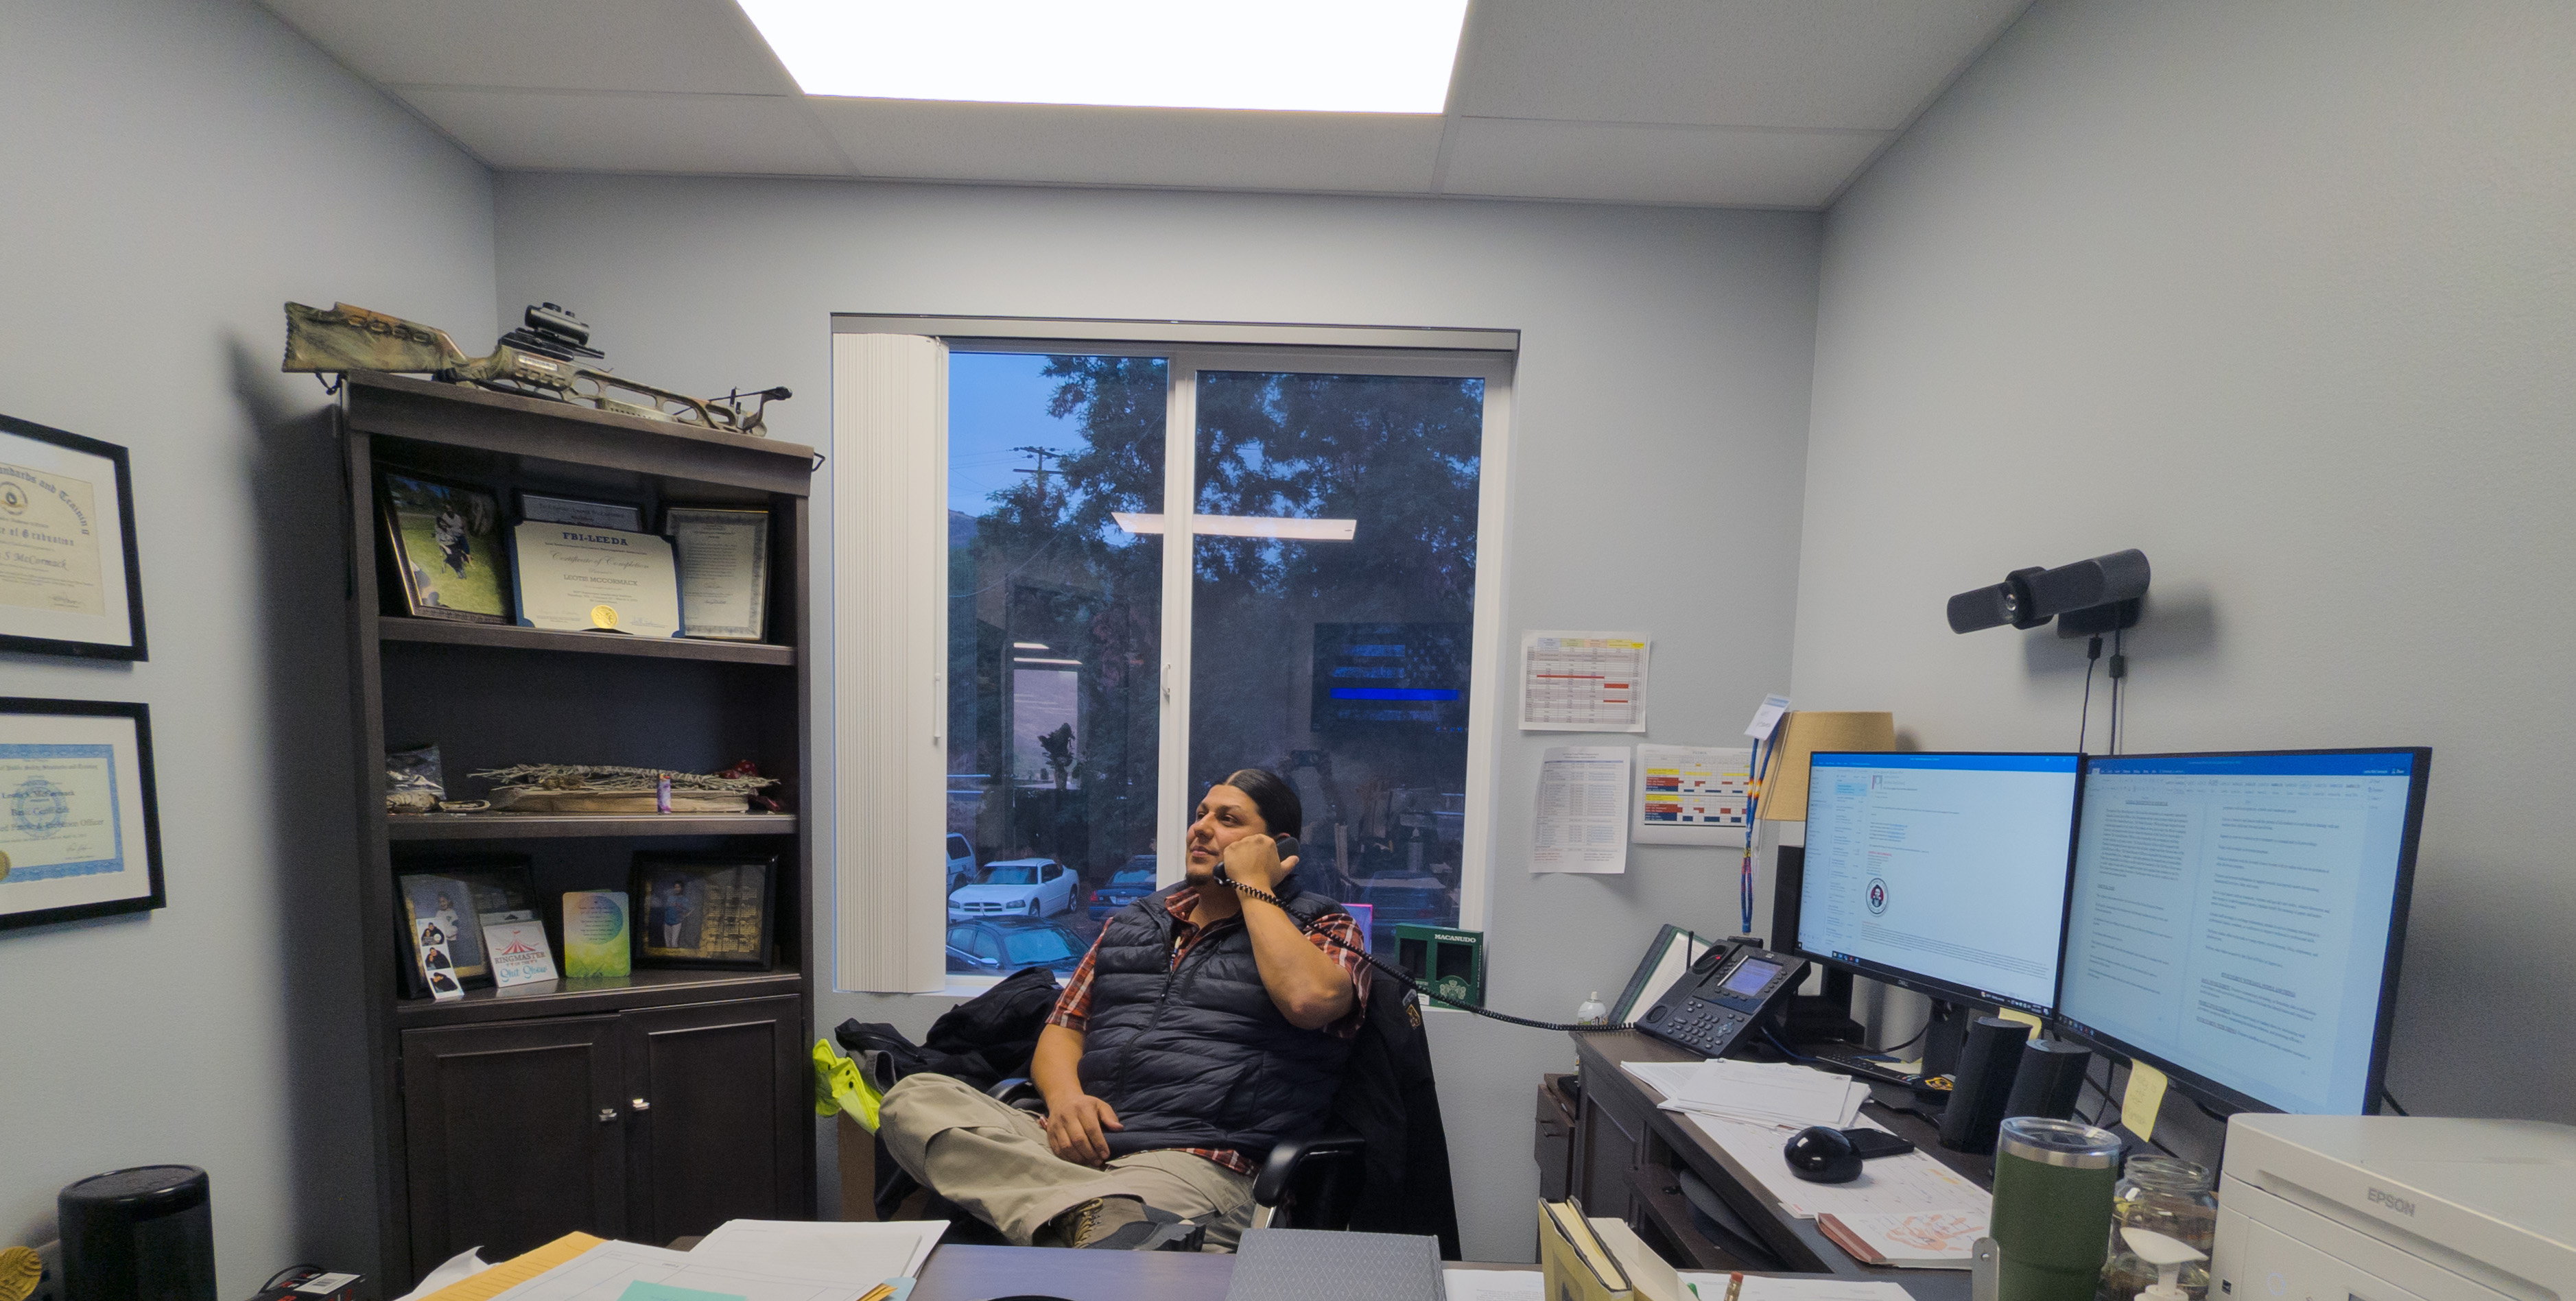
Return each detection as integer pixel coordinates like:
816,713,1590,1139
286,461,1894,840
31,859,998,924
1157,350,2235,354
947,857,1076,920
944,833,978,894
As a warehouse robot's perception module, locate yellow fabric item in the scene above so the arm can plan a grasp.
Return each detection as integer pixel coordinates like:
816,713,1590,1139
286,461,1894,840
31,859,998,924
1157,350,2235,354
814,1037,884,1130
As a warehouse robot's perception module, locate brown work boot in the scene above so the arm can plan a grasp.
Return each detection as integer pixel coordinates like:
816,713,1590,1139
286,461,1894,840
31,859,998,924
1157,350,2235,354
1044,1196,1204,1250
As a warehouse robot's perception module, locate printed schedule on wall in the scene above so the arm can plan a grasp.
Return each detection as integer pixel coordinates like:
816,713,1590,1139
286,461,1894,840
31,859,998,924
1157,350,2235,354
1519,631,1650,732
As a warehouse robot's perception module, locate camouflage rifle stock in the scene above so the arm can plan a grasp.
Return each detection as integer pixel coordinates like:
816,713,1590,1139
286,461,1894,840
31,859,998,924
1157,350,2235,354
282,302,788,435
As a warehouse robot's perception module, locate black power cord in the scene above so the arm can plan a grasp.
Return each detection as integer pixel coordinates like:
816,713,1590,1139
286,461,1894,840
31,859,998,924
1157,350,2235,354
2380,1086,2410,1117
2079,634,2103,752
1222,877,1627,1032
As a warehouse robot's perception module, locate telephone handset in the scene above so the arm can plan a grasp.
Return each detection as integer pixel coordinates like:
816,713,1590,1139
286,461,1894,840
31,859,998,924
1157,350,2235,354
1635,940,1808,1060
1212,835,1297,884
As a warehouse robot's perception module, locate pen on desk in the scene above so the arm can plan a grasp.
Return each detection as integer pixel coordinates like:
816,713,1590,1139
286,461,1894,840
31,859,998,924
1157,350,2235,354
855,1284,897,1301
1723,1272,1745,1301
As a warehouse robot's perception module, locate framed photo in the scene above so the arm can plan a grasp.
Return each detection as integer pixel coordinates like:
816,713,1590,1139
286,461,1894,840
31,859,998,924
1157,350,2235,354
631,851,775,969
379,469,512,624
394,856,537,992
0,413,147,660
517,490,645,532
0,699,164,931
664,507,770,641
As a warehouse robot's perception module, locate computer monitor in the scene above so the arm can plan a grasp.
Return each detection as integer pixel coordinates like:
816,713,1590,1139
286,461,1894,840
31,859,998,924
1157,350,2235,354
2055,749,2430,1116
1795,752,2083,1016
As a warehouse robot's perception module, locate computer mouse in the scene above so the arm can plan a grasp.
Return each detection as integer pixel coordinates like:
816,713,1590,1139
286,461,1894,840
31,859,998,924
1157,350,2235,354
1783,1125,1863,1183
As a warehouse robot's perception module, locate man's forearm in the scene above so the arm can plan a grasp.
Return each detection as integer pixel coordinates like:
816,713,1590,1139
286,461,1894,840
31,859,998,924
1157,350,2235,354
1240,895,1355,1029
1031,1023,1088,1103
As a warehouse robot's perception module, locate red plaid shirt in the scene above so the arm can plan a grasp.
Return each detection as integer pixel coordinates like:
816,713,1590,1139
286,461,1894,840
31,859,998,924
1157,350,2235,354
1046,887,1371,1175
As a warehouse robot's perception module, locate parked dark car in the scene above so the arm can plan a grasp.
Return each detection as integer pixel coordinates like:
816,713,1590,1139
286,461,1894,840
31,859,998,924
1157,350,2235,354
1087,855,1159,920
945,916,1087,975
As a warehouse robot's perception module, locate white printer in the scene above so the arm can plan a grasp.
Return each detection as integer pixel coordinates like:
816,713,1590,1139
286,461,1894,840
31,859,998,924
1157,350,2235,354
2214,1114,2575,1301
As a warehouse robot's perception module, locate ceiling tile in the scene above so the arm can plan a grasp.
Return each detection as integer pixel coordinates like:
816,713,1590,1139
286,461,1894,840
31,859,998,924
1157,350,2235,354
809,99,1444,193
397,89,847,176
261,0,794,95
1442,118,1889,207
1457,0,2029,130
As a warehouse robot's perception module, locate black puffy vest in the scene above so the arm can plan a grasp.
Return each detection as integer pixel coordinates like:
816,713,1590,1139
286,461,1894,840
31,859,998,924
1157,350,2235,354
1078,876,1355,1158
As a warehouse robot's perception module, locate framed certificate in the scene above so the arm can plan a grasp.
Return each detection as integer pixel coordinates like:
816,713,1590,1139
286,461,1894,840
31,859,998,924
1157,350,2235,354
516,490,645,532
509,521,681,636
0,698,165,931
0,414,147,660
665,507,770,641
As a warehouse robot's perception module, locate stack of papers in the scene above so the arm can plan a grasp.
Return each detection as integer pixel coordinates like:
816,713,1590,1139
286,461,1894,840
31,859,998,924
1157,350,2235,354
395,1220,949,1301
1675,1276,1915,1301
1624,1060,1869,1130
691,1221,944,1280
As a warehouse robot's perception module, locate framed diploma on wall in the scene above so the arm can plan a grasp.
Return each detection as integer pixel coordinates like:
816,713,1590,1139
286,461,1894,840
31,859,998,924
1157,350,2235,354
0,414,147,660
0,698,165,931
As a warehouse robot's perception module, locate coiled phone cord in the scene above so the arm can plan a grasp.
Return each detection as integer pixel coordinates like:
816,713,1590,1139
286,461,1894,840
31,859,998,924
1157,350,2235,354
1220,876,1631,1033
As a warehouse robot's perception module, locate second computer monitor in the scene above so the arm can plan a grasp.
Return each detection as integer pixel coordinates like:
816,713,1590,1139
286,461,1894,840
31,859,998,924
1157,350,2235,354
1797,752,2083,1016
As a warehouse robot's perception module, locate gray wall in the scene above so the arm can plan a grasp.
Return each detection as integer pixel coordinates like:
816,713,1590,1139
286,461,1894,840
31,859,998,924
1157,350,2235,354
1793,0,2576,1146
493,176,1821,1258
0,0,495,1286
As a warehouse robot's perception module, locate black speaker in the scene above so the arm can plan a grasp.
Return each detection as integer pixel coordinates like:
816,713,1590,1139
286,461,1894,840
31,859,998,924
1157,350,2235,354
60,1166,215,1301
2003,1038,2093,1121
1938,1016,2031,1154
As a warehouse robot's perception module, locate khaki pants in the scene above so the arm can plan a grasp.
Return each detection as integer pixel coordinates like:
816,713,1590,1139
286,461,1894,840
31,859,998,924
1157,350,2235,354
877,1072,1258,1250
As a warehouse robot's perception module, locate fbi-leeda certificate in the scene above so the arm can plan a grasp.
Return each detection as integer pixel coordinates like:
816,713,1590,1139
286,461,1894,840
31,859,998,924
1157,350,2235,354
510,523,681,637
0,702,164,931
666,508,768,641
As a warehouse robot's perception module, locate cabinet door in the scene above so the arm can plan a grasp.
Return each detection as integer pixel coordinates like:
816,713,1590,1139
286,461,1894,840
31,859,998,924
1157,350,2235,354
401,1017,625,1269
621,995,807,1243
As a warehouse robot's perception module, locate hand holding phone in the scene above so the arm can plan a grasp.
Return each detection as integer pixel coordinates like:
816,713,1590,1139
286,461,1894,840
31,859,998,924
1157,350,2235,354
1216,833,1299,891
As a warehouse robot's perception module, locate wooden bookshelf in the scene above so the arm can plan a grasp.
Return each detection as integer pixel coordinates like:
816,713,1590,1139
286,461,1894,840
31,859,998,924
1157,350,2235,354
340,373,816,1285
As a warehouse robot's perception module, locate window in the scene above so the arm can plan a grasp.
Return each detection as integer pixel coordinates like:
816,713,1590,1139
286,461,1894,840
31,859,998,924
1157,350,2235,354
835,321,1514,992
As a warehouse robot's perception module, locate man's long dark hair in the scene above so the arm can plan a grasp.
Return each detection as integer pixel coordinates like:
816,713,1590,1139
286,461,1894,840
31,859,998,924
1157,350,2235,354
1220,767,1303,841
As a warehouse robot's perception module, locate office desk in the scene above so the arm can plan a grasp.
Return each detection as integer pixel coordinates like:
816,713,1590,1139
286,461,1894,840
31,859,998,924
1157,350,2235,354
908,1247,1543,1301
1570,1031,1987,1301
908,1244,1968,1301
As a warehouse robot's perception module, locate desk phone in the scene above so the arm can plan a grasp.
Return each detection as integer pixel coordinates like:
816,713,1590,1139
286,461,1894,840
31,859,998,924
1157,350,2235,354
1636,941,1808,1059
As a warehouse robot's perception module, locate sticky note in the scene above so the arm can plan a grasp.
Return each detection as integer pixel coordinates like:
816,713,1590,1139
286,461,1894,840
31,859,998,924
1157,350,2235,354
1996,1007,2043,1034
619,1284,745,1301
2122,1061,2170,1141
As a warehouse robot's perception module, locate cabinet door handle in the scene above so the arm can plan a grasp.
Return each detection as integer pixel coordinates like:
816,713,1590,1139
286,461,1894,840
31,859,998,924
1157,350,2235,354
630,1097,652,1112
596,1108,619,1123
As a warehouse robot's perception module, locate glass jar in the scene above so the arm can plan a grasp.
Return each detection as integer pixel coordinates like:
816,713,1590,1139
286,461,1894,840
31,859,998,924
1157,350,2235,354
2096,1156,2218,1301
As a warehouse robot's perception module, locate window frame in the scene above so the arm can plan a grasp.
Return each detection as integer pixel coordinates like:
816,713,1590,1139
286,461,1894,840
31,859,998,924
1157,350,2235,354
834,318,1517,994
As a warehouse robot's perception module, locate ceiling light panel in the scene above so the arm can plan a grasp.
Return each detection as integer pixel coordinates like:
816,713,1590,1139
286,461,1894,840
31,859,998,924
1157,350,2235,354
735,0,1468,113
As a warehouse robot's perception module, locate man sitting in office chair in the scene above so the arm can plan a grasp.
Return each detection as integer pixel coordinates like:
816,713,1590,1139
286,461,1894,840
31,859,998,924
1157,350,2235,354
875,768,1368,1252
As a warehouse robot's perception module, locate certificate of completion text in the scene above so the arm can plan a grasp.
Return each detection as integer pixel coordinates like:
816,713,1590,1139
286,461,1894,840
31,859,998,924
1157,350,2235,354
0,744,127,880
512,523,681,636
0,462,107,617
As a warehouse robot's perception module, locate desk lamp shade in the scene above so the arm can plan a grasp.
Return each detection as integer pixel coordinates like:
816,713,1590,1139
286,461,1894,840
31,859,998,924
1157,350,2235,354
1758,711,1895,821
60,1166,213,1301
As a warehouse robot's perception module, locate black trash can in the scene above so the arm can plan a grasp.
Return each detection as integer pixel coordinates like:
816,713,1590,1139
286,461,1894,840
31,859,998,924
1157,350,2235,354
60,1166,214,1301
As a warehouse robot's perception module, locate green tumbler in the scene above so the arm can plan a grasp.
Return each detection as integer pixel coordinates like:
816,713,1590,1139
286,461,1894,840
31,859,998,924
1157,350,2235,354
1991,1117,2124,1301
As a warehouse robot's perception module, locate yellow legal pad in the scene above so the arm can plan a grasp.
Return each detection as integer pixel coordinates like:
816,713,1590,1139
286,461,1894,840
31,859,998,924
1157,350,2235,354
420,1233,606,1301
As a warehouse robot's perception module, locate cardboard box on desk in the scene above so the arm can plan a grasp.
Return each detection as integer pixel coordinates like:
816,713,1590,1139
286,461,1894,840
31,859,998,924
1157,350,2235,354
1756,711,1895,820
